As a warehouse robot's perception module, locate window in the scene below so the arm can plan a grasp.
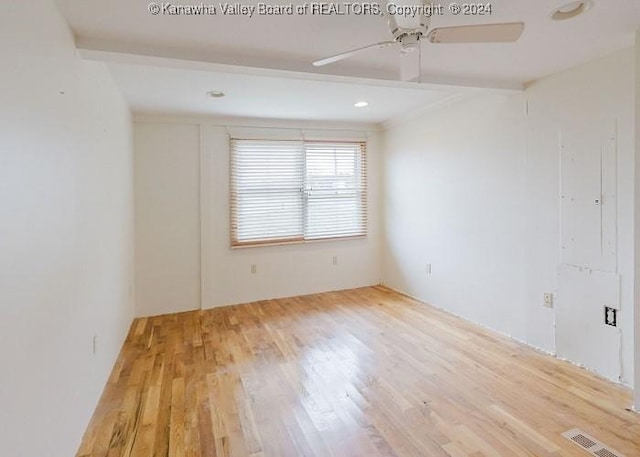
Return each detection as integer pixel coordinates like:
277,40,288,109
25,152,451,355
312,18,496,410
230,139,367,247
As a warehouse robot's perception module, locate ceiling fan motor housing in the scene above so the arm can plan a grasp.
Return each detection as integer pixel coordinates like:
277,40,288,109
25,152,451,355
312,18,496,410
386,1,431,44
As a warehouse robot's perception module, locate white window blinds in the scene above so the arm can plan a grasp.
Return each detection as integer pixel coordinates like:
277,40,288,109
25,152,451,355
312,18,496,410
304,142,367,240
230,140,305,246
230,139,367,247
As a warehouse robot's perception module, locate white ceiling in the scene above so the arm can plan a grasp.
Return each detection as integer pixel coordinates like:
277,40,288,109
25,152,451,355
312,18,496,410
54,0,640,121
106,59,455,122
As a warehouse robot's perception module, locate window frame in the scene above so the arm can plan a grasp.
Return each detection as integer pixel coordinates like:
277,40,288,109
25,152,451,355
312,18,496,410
229,138,367,248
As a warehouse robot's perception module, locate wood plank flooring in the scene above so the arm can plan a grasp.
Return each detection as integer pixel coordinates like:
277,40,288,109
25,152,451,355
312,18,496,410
77,286,640,456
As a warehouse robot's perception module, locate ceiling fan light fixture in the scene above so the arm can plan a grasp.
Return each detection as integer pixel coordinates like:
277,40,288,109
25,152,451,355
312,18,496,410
551,1,593,21
401,44,419,55
354,101,369,108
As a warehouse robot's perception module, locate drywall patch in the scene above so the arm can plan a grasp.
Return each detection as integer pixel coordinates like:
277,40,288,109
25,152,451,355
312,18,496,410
556,265,621,381
559,120,617,272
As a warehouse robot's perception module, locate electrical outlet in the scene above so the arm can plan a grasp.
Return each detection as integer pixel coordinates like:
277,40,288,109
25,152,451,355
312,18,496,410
426,263,432,275
92,335,98,354
543,293,553,308
604,306,617,327
250,264,257,274
332,255,338,266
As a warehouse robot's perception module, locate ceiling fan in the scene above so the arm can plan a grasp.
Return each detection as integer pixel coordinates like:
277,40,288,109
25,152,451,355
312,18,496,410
312,0,525,82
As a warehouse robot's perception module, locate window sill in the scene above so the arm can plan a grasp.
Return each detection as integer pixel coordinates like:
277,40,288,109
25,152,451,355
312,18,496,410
230,234,367,249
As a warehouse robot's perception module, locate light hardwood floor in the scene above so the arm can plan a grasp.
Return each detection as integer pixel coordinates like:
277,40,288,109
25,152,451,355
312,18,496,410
77,286,640,456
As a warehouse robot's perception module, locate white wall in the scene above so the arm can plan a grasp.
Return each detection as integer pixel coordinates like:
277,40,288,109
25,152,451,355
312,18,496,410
382,93,528,340
134,123,201,316
382,48,635,387
526,49,634,384
134,118,381,315
635,32,640,410
0,2,134,456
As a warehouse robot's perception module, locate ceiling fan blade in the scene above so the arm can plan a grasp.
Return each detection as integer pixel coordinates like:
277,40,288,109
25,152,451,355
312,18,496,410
313,41,396,67
427,22,524,44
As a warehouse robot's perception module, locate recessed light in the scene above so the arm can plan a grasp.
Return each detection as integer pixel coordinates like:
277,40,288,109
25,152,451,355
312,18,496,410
551,1,593,21
207,90,225,98
354,101,369,108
